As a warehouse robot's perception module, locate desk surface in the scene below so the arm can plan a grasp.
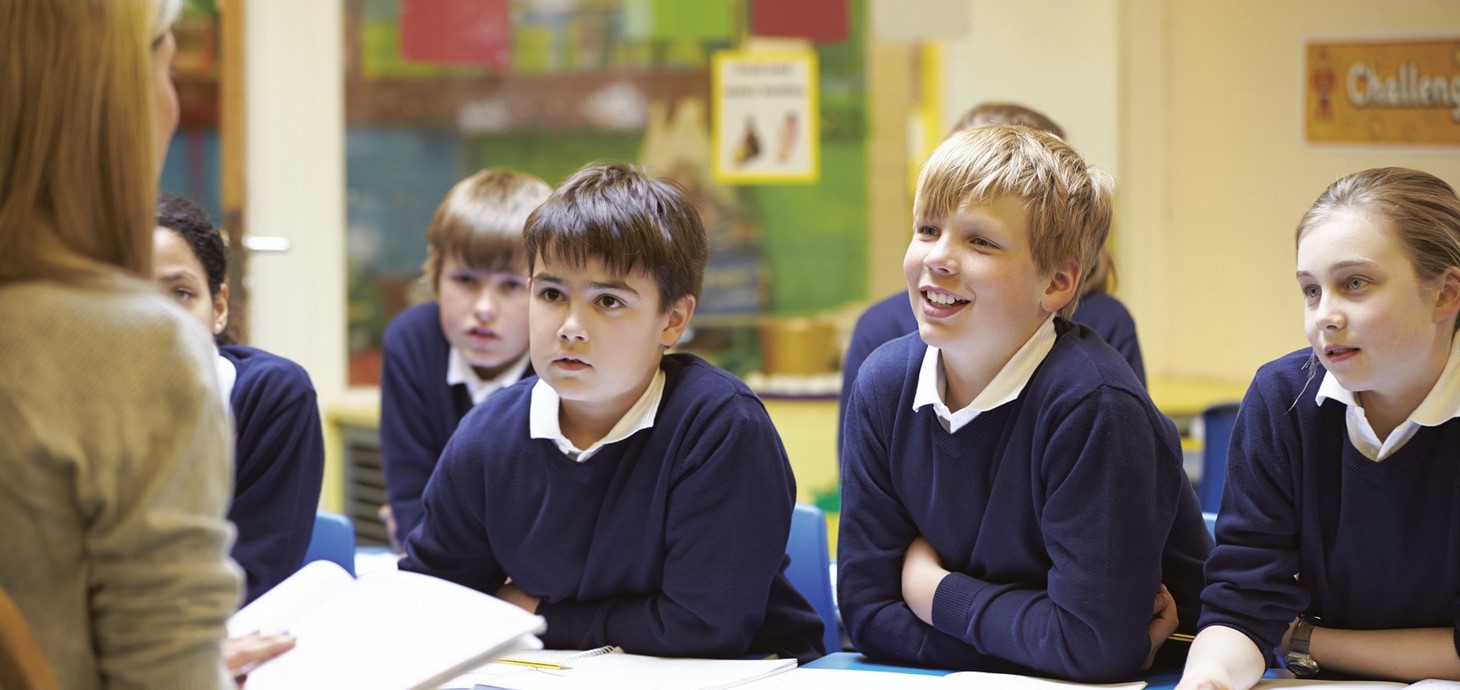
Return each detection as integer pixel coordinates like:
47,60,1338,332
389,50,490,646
804,652,1185,689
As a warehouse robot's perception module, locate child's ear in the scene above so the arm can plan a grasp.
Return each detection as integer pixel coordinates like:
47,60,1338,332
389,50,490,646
1038,258,1082,315
213,283,231,336
659,294,697,348
1431,265,1460,325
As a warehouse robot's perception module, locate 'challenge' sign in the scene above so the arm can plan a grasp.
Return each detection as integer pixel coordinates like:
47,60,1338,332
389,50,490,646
1306,39,1460,146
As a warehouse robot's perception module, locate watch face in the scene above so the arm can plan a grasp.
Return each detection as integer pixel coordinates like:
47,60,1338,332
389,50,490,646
1286,654,1320,677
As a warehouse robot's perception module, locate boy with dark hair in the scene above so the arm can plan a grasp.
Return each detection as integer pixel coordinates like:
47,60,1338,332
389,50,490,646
838,126,1208,680
399,162,824,662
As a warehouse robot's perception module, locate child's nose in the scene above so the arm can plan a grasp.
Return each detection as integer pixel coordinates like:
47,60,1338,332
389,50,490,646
557,307,588,342
923,238,957,274
473,291,497,319
1317,295,1346,329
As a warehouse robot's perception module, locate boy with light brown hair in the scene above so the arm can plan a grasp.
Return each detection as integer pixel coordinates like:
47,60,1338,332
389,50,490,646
838,125,1209,680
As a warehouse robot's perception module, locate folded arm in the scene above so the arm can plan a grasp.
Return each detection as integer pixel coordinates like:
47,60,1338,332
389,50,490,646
536,396,795,658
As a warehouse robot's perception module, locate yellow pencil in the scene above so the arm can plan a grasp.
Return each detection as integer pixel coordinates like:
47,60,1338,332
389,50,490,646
494,658,569,670
1168,633,1196,643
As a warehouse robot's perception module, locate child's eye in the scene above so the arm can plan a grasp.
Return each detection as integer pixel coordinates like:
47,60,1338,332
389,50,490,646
1345,276,1370,291
970,236,996,249
1300,284,1319,300
452,274,479,286
537,287,563,302
171,288,193,302
501,278,528,293
597,295,624,310
915,225,938,239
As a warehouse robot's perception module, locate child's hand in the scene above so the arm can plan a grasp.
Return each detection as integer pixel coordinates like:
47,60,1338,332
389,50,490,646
1143,583,1179,671
901,536,949,625
224,631,296,687
496,582,541,614
377,503,400,552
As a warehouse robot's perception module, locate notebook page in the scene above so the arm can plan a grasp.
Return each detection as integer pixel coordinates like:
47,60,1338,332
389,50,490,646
738,668,944,689
940,671,1146,689
467,654,796,690
228,560,354,637
243,569,545,690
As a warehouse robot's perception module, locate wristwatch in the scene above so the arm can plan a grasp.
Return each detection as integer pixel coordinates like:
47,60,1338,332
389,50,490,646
1285,615,1321,677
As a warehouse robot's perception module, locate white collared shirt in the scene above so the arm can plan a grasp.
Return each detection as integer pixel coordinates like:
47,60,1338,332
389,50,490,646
528,368,666,462
1315,334,1460,461
912,315,1058,433
214,350,237,410
446,347,531,406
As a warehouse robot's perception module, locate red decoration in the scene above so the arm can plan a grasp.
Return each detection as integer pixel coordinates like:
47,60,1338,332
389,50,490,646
749,0,848,43
399,0,512,69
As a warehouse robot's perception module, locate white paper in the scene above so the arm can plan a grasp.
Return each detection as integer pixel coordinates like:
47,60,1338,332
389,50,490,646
232,563,545,690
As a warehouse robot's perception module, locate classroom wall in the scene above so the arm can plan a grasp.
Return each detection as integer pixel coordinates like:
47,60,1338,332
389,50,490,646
935,0,1460,387
1119,0,1460,384
245,0,1460,403
245,0,349,402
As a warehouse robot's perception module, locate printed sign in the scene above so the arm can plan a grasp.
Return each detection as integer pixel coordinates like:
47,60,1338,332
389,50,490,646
713,50,820,184
1306,39,1460,146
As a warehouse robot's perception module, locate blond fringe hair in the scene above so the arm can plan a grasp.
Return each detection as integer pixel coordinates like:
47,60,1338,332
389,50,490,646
422,168,552,293
1296,167,1460,331
914,125,1113,320
0,0,178,288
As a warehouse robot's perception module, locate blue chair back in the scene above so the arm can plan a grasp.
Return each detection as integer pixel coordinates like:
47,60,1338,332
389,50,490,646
1198,403,1241,512
785,503,840,653
1202,511,1218,539
304,509,356,577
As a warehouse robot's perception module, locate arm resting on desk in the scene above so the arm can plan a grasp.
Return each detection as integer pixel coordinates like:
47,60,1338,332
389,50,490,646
1309,626,1460,682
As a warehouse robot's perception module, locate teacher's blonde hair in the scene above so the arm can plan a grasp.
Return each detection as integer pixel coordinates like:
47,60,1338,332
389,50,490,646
0,0,180,286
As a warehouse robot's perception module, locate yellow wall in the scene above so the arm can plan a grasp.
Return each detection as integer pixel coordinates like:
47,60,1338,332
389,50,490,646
927,0,1460,389
1121,0,1460,386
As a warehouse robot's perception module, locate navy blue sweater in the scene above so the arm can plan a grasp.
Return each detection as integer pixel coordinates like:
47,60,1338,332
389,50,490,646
838,291,1145,458
399,354,825,662
381,301,531,540
838,322,1209,680
220,345,325,604
1200,349,1460,664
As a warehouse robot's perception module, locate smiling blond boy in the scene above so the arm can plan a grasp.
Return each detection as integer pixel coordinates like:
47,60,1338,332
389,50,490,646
837,126,1209,680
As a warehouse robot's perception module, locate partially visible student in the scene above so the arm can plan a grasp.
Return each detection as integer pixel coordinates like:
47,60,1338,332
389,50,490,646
153,193,325,604
1177,168,1460,690
839,103,1144,454
838,126,1209,680
0,0,242,687
399,163,825,662
380,169,550,545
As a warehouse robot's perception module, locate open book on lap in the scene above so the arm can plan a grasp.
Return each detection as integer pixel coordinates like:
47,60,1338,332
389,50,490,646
229,561,545,690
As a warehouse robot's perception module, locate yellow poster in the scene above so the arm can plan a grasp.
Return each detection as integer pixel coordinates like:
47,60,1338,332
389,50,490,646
1306,39,1460,146
712,50,820,184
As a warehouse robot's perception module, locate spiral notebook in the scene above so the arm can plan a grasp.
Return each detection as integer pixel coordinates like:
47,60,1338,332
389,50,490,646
440,646,797,690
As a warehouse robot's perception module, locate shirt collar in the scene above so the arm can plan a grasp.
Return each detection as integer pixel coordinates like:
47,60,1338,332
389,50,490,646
214,350,237,410
1315,334,1460,460
528,368,666,462
912,315,1058,433
446,347,531,405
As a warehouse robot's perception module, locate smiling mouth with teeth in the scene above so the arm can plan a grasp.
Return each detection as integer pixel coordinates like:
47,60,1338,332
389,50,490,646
924,291,969,306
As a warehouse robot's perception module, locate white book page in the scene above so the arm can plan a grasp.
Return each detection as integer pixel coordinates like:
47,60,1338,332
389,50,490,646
243,569,545,690
465,653,796,690
228,560,354,637
941,671,1146,689
1252,681,1419,689
739,668,945,689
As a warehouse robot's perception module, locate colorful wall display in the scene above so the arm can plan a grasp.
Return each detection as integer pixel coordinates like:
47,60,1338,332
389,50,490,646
1306,39,1460,146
